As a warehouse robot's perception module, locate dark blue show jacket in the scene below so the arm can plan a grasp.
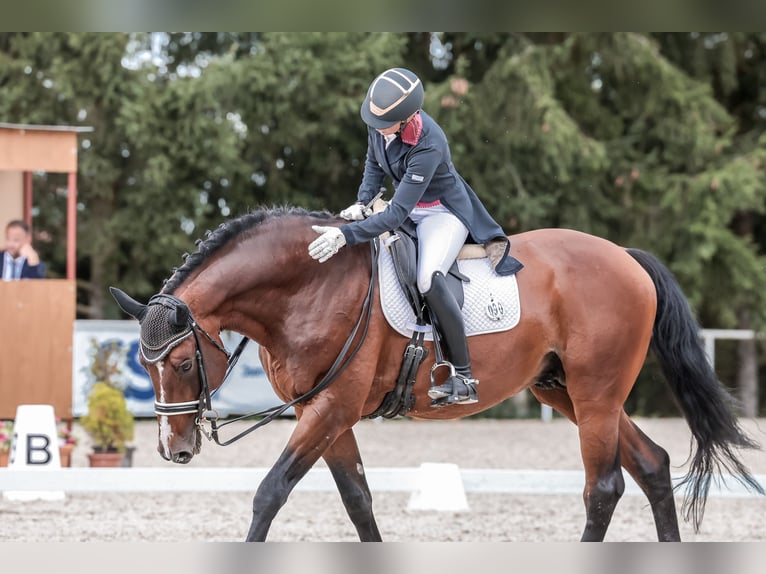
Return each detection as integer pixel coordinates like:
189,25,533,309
340,111,522,276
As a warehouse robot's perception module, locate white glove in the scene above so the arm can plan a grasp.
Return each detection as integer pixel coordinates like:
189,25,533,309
340,202,367,221
308,226,347,263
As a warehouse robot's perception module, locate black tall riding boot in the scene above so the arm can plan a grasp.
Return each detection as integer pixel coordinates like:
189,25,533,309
422,271,478,405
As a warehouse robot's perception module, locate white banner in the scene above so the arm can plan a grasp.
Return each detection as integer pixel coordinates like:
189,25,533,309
72,320,287,418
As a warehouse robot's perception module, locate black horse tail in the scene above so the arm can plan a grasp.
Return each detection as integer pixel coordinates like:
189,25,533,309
626,248,764,531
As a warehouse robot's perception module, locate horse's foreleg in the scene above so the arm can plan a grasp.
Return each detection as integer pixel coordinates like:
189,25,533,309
322,428,382,541
245,447,314,541
617,413,680,541
245,407,352,542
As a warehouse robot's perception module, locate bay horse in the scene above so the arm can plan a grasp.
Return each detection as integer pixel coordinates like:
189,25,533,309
111,206,762,542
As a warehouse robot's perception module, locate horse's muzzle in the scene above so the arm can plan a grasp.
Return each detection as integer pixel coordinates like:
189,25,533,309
156,442,195,464
157,425,201,463
171,451,194,464
156,444,172,461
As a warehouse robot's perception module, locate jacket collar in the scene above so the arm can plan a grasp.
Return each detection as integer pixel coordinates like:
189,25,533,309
399,112,423,145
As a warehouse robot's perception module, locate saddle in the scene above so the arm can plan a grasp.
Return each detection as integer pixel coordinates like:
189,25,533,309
368,222,480,419
385,219,468,321
365,199,520,419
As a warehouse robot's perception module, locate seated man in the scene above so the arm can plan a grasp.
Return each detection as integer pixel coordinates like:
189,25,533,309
1,220,46,280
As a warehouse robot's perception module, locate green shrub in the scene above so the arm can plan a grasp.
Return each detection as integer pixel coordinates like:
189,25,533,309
81,382,135,452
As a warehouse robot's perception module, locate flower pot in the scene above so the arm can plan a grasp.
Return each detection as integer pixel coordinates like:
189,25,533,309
87,451,124,467
120,445,136,468
0,450,9,467
59,444,75,467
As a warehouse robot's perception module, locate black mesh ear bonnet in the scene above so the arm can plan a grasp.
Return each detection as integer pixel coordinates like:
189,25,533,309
139,294,193,363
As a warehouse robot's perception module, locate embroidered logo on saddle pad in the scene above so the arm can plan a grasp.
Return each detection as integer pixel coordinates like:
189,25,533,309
378,246,521,340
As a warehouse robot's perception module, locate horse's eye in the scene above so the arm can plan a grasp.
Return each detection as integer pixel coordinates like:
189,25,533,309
180,360,193,373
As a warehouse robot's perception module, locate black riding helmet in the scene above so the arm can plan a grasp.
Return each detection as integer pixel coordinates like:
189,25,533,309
360,68,424,129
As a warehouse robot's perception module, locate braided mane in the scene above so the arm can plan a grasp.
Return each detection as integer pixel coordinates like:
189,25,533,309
162,206,333,294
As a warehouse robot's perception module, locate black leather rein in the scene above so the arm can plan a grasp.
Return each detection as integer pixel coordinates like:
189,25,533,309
176,238,380,446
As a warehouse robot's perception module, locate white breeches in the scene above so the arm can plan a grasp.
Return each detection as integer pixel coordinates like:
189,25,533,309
410,205,469,293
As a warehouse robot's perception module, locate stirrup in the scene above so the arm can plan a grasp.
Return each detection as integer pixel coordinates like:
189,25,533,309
429,378,479,406
428,361,456,399
428,362,478,405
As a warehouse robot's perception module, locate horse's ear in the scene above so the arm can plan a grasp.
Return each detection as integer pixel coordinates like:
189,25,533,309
109,287,148,321
172,304,190,328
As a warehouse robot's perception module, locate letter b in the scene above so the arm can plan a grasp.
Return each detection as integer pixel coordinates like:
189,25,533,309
26,434,52,465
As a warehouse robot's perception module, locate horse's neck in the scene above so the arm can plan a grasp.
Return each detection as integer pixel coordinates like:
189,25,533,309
176,222,370,351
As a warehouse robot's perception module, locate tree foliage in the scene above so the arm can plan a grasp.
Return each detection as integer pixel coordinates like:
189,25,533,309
1,32,765,414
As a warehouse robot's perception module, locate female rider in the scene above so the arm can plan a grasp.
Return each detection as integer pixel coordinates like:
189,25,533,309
309,67,522,406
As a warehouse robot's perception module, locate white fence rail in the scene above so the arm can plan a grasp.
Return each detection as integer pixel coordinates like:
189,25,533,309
539,328,759,422
1,467,763,498
699,328,758,367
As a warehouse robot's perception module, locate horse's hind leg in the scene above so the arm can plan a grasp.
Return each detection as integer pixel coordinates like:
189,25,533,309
618,413,680,541
322,428,382,541
532,388,681,541
530,386,624,541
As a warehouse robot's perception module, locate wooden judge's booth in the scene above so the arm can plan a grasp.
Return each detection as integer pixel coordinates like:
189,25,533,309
0,123,92,419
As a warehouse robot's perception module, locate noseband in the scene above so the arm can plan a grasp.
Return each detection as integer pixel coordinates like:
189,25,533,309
152,323,235,418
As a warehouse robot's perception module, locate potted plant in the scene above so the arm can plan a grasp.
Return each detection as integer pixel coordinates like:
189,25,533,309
57,418,78,467
79,338,136,467
81,382,135,467
0,420,13,467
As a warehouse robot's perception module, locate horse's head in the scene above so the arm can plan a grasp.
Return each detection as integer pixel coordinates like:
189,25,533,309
109,287,229,464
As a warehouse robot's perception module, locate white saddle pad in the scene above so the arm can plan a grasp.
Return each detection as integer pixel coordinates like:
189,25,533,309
378,245,521,340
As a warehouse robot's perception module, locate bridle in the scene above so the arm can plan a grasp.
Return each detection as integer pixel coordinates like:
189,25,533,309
150,313,241,418
146,239,380,446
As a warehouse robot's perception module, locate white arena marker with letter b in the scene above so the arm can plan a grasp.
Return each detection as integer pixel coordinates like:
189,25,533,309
2,404,65,501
